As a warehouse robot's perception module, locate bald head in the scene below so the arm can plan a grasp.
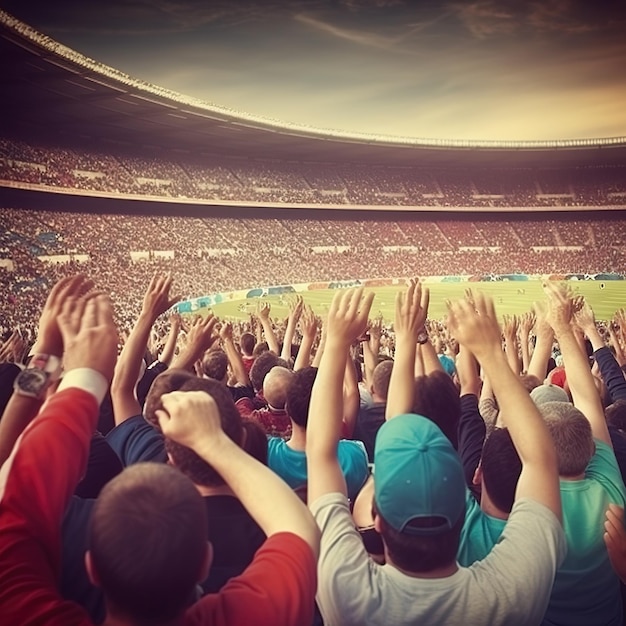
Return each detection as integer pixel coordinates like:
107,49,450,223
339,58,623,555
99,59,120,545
263,366,294,410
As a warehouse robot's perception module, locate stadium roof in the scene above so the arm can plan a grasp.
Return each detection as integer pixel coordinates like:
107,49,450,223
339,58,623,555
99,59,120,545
2,10,626,169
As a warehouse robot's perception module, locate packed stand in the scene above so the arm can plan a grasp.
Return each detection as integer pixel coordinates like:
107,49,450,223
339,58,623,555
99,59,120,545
2,138,626,208
2,271,626,625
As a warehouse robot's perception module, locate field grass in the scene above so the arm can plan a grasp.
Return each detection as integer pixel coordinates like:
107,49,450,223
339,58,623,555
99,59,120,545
206,280,626,323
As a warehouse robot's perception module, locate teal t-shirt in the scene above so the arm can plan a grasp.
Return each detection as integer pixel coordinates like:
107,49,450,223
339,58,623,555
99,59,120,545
543,439,626,626
457,490,506,566
267,437,369,501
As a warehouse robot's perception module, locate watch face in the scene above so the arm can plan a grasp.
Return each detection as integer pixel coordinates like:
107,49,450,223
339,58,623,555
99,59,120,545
16,369,49,396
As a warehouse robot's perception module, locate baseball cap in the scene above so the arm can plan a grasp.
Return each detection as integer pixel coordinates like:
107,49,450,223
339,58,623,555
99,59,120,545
373,414,465,535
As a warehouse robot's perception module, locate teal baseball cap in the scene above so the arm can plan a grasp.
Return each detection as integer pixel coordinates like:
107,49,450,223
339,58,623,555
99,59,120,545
373,414,466,535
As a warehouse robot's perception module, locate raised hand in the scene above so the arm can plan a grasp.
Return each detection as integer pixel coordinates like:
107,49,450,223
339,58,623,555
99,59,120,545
394,278,430,341
519,311,536,336
257,299,271,321
186,313,219,356
141,273,179,321
446,290,501,360
574,299,597,335
156,390,224,452
219,320,233,342
327,288,374,347
34,275,94,357
502,314,519,340
542,281,574,334
288,295,304,324
57,292,119,382
299,304,319,340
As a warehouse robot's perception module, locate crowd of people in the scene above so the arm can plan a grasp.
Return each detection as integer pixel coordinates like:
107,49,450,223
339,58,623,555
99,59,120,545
1,205,625,337
2,137,626,207
1,272,626,625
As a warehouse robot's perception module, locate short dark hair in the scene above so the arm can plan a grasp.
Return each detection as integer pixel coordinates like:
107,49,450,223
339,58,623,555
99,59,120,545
372,360,393,399
202,349,228,382
89,463,207,625
606,399,626,431
480,428,521,514
240,332,256,356
285,367,318,428
249,351,290,393
241,419,268,465
374,502,464,573
144,369,243,487
412,371,460,449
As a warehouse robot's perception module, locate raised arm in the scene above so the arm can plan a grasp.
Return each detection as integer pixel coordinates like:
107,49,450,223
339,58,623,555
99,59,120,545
0,275,91,466
544,283,610,446
342,352,359,439
385,279,429,420
158,312,181,366
0,291,117,625
362,317,382,384
447,290,561,522
503,314,522,375
281,295,303,362
527,301,555,381
220,321,251,387
294,305,318,371
170,314,219,372
519,311,535,373
111,274,178,426
256,300,280,355
307,288,374,503
157,390,319,555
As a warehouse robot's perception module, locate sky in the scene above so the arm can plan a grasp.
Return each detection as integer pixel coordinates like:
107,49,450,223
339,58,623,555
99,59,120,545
2,0,626,142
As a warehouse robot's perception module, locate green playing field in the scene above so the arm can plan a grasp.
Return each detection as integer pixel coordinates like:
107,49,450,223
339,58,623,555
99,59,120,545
205,280,626,324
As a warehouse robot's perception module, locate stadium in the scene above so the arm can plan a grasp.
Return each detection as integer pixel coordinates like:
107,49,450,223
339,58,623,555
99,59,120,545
1,8,626,331
4,5,626,625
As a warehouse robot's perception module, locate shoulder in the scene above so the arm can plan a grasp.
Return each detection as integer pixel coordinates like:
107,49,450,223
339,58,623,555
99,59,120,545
105,415,166,466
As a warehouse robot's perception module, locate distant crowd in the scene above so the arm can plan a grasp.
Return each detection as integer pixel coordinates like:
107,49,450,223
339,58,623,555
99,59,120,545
2,137,626,207
1,206,625,337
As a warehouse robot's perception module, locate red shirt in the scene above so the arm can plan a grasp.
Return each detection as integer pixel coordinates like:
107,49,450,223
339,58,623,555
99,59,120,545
0,387,315,626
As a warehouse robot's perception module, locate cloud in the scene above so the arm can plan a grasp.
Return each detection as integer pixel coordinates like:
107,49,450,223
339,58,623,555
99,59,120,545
449,0,626,39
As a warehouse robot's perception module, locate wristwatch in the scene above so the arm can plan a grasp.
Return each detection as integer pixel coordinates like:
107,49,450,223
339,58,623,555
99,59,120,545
14,354,62,399
416,330,429,345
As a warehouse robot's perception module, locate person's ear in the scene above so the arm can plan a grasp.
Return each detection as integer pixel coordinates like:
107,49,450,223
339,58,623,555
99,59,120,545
472,462,483,487
85,551,101,587
198,541,213,583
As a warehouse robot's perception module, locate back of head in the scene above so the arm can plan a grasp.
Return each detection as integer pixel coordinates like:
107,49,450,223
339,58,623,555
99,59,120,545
538,401,594,477
530,383,570,407
606,399,626,431
263,366,294,410
285,366,318,428
372,360,394,400
144,369,243,486
240,332,256,356
241,418,268,465
373,414,465,573
412,371,460,449
202,348,228,382
89,463,208,625
480,428,522,514
249,351,289,393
